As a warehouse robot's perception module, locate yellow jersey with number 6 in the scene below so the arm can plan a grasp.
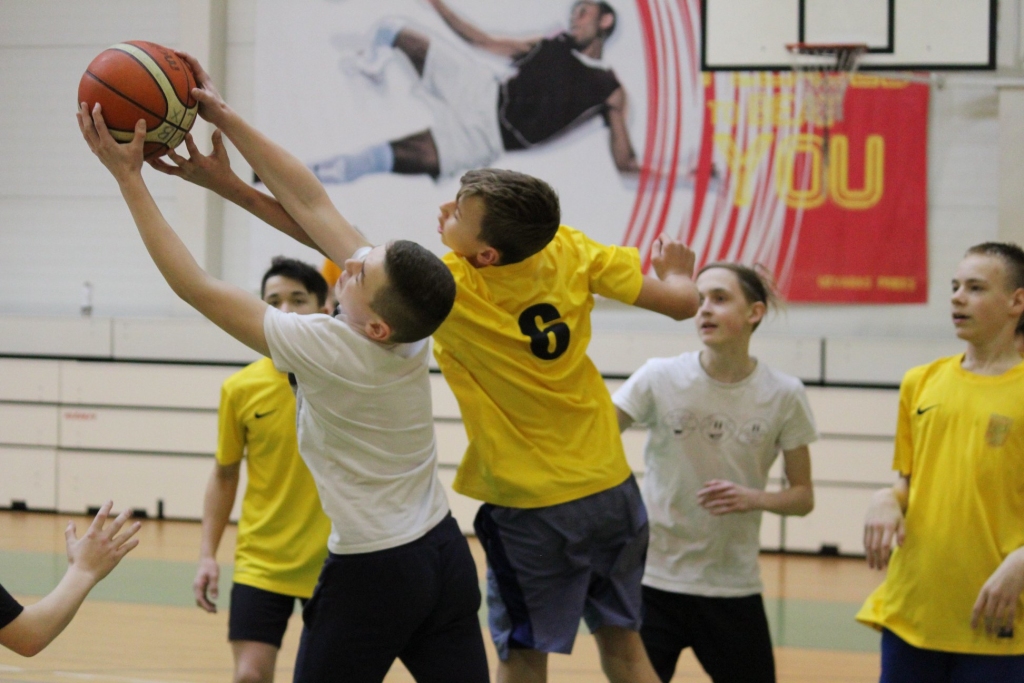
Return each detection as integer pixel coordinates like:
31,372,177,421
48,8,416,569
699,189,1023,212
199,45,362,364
434,225,644,509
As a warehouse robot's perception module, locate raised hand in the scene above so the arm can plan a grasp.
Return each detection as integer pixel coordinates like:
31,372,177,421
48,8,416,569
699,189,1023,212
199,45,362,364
149,130,240,195
64,500,142,585
650,234,696,282
174,51,232,127
76,103,146,183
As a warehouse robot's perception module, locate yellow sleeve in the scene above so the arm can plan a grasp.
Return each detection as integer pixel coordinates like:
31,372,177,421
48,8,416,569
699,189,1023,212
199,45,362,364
215,381,245,466
892,366,922,476
573,228,644,304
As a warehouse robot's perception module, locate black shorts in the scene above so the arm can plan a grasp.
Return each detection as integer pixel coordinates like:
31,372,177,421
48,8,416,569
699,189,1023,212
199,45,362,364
293,514,489,683
228,582,307,648
641,586,776,683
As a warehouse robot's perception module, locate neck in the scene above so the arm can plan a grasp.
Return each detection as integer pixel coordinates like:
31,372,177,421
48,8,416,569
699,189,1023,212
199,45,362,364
699,342,756,383
581,40,604,59
961,331,1022,375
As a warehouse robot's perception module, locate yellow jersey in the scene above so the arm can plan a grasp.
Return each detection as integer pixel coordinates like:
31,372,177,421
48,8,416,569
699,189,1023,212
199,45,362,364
857,355,1024,654
434,225,644,508
217,357,331,598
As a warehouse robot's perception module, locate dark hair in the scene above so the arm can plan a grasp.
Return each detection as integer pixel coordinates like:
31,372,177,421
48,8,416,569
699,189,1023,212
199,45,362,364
696,262,779,331
371,240,456,343
457,169,561,265
595,2,617,38
261,256,329,307
965,241,1024,334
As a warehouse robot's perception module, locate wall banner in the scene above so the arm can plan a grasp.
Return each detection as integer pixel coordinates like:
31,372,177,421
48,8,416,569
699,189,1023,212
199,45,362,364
255,0,928,303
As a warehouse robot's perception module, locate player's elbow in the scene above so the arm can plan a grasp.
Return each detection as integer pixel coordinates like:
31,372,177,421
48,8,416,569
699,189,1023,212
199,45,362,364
792,488,815,516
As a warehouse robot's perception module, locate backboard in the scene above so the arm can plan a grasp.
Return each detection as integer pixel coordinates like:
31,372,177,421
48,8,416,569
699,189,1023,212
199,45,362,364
702,0,996,71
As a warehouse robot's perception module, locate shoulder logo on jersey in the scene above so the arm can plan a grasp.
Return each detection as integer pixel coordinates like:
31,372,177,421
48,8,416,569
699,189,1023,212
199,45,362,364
915,404,939,415
518,303,570,360
986,414,1013,447
254,409,276,419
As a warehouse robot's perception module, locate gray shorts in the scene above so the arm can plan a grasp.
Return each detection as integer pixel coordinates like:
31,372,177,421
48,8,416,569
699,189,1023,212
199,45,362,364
473,476,648,660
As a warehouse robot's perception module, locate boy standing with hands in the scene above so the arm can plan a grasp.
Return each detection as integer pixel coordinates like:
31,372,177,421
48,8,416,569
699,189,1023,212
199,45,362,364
859,242,1024,681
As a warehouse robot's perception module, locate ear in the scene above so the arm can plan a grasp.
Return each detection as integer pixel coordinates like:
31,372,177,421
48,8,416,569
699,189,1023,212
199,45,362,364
364,318,392,343
599,12,614,33
747,300,767,327
474,246,501,267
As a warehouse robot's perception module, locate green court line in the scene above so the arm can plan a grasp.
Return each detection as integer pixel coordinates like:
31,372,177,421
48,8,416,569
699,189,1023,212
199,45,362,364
0,550,880,653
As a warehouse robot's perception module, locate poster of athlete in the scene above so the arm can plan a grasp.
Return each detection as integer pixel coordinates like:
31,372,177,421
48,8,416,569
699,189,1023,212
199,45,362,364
254,0,928,303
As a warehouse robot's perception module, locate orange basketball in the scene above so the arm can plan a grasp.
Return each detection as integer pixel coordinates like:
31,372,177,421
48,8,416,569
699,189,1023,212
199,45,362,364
78,41,199,160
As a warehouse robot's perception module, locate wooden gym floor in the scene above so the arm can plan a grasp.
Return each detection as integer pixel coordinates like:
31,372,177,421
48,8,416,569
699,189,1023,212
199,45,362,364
0,511,884,682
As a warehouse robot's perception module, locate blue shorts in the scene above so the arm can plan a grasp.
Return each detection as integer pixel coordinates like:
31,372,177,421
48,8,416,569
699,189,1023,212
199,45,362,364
474,475,648,660
881,629,1024,683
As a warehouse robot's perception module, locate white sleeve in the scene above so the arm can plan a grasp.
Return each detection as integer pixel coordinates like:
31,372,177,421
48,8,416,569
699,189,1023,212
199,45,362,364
778,382,819,451
263,307,346,390
612,361,656,426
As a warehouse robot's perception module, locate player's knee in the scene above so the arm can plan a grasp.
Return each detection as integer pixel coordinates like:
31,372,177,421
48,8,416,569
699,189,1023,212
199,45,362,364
233,662,273,683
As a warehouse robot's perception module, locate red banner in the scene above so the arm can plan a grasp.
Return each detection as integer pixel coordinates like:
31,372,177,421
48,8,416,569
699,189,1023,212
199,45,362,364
625,0,929,303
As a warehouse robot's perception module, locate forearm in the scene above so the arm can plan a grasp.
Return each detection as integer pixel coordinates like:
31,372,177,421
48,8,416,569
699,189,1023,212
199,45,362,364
1,568,95,656
213,107,368,263
432,0,488,45
117,175,215,307
757,483,814,516
199,469,238,561
634,273,700,321
228,181,323,254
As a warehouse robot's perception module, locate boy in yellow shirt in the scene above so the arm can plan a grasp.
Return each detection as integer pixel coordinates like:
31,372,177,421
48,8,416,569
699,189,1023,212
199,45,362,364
192,257,332,683
859,242,1024,681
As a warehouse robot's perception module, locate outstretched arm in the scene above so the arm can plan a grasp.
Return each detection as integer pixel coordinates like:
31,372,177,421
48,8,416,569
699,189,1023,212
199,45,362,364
150,131,323,254
606,88,639,173
177,53,370,267
426,0,540,58
632,235,699,321
0,502,140,657
78,104,271,357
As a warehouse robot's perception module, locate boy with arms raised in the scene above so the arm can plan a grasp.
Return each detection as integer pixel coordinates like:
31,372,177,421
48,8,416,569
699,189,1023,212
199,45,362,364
78,86,488,681
193,257,332,683
158,53,698,683
859,242,1024,681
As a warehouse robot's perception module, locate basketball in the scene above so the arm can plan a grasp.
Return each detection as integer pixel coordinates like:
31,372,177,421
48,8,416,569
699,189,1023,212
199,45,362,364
78,41,199,160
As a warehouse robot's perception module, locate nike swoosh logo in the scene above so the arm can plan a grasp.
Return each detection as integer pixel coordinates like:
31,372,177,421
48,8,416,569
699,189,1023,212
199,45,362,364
254,410,276,419
916,405,939,415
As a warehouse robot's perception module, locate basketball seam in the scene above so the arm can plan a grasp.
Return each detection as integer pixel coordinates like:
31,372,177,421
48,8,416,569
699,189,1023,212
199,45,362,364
113,46,198,146
83,70,195,142
113,48,171,135
82,71,167,128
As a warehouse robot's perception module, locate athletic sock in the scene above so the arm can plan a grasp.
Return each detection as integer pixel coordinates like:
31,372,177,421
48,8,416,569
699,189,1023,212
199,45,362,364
370,18,403,49
310,143,394,184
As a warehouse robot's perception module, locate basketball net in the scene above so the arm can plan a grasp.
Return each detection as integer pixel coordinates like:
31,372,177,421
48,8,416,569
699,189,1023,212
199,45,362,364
786,43,867,186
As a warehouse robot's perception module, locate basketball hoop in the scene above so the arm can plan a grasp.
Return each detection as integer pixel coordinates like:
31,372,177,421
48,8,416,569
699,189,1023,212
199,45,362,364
786,43,867,129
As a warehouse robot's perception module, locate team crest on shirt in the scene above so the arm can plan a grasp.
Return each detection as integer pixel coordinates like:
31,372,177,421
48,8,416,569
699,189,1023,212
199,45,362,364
738,418,771,445
700,414,736,443
665,409,697,437
986,414,1013,447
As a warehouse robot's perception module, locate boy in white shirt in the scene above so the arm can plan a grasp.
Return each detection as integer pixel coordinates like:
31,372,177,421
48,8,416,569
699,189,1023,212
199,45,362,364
77,61,487,681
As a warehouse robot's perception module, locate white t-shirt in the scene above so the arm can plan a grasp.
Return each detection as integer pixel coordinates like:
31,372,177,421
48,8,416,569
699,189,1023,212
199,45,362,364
613,351,817,597
263,306,449,555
